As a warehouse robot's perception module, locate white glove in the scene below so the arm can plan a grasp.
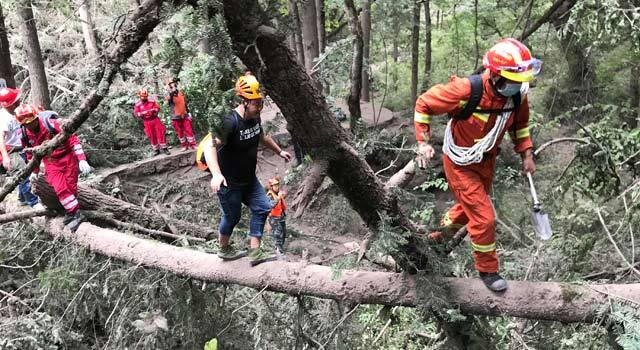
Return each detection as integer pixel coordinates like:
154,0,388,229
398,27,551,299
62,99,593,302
2,156,11,171
79,160,92,174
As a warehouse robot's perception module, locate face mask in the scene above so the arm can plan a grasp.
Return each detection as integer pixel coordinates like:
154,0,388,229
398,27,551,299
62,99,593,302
497,82,522,97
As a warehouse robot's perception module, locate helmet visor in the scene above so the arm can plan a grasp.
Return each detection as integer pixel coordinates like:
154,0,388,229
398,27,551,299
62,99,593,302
497,58,542,75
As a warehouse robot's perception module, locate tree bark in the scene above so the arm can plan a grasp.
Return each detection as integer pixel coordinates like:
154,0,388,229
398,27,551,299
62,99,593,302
32,175,214,238
291,160,329,218
360,0,371,102
315,0,325,53
0,0,165,203
301,0,320,74
75,0,100,57
422,0,431,89
18,0,51,109
221,0,429,270
410,0,420,105
0,3,15,88
629,64,639,129
550,0,594,109
287,0,305,66
43,217,640,324
344,0,363,131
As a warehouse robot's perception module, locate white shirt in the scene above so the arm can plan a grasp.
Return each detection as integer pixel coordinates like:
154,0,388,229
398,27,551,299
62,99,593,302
0,108,23,148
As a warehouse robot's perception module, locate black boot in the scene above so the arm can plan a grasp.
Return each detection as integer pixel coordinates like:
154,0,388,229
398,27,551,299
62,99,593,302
66,211,85,233
479,272,507,292
153,149,161,156
162,148,170,155
62,213,74,225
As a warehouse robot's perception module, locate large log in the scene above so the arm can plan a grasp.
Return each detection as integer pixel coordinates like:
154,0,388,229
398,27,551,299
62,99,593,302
45,218,640,324
32,176,214,238
97,150,196,184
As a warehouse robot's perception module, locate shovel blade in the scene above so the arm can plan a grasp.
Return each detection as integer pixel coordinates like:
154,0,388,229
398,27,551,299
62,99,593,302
531,210,552,240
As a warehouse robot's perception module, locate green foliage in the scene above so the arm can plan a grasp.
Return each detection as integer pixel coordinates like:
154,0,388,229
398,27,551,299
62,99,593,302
611,304,640,348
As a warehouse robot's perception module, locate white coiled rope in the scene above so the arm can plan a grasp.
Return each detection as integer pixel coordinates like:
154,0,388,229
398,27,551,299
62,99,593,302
443,98,515,166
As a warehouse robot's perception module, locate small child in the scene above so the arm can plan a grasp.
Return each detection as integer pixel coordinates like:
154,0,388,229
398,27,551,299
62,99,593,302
267,176,287,254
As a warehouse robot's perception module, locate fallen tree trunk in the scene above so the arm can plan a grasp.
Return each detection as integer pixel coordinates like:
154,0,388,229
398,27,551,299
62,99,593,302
45,218,640,323
97,150,196,184
0,207,55,223
32,176,214,238
290,160,328,218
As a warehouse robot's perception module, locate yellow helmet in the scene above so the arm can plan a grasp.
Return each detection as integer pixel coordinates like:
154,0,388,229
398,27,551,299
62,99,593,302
235,75,263,100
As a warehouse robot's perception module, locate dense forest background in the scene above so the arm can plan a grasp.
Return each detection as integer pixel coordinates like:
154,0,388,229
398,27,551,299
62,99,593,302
0,0,639,349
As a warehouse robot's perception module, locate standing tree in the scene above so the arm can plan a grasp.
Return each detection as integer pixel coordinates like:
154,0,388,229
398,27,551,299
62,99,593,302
422,0,431,89
287,0,305,66
18,0,51,108
0,3,15,88
301,0,320,75
344,0,363,131
410,0,420,104
360,0,371,102
630,64,640,129
75,0,100,57
315,0,325,53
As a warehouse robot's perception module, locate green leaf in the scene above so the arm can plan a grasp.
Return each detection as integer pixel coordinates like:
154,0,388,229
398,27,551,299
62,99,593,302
204,338,218,350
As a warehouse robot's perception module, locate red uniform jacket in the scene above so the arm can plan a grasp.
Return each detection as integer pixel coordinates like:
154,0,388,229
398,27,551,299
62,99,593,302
134,99,160,121
414,72,533,155
268,190,287,218
23,118,86,174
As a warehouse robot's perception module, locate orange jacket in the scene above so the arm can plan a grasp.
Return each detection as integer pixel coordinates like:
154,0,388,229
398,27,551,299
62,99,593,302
414,72,533,155
268,190,287,217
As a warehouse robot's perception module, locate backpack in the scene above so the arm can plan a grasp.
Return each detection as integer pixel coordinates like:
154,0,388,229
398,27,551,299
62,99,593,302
21,111,59,148
195,113,240,171
452,74,521,121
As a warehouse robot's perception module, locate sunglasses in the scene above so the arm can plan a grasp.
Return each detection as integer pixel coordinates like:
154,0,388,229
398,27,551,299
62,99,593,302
497,58,543,76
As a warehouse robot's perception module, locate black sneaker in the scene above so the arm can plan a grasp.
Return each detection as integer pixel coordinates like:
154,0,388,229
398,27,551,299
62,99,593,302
162,148,170,155
62,213,74,225
153,149,161,156
66,212,85,233
479,272,507,292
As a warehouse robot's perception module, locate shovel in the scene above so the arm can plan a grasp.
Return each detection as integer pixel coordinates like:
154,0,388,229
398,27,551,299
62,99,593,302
526,172,552,240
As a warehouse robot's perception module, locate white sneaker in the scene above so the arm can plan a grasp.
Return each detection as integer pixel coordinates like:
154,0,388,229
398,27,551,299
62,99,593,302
33,203,45,210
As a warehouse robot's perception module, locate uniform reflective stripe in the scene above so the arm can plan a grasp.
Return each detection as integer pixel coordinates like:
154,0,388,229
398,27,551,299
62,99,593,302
515,127,530,139
459,100,468,107
473,113,490,123
75,150,84,155
63,199,79,210
471,242,496,253
60,195,76,206
73,145,82,150
414,112,431,124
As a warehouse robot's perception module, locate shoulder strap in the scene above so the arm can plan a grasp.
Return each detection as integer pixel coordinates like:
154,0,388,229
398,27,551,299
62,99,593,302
21,125,30,148
453,74,484,120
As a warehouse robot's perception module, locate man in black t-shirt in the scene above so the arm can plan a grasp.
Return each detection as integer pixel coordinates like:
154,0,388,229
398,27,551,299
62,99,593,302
204,74,292,266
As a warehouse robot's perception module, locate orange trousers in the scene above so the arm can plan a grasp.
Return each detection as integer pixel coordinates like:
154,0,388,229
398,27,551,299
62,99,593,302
442,154,498,273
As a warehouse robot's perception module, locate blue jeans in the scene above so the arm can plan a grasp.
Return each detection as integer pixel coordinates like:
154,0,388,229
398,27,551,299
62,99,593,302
18,153,39,207
217,177,272,237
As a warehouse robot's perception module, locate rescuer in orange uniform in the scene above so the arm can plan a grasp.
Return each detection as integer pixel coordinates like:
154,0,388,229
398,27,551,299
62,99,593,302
414,38,541,291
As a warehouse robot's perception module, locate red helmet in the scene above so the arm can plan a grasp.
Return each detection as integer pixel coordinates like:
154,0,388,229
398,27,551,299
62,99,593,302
138,88,149,99
14,104,38,125
483,38,542,82
268,177,280,187
0,88,21,109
